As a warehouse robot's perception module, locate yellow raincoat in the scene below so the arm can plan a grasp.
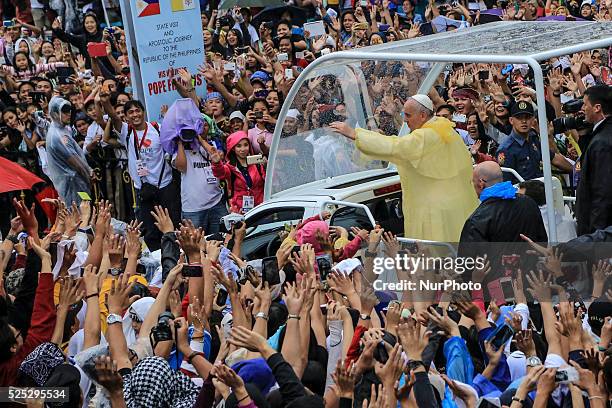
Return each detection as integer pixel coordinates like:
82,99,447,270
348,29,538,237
355,117,479,242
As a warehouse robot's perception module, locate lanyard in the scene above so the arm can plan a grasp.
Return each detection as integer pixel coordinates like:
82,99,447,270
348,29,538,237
132,125,149,150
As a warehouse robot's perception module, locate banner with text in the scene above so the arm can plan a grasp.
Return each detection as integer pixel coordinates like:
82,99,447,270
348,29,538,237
127,0,206,120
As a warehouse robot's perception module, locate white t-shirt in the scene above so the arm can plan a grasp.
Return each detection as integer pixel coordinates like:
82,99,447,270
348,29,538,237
172,145,223,212
84,119,127,159
119,122,172,190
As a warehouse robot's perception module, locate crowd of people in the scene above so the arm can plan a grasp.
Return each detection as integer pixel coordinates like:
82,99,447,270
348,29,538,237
0,0,611,407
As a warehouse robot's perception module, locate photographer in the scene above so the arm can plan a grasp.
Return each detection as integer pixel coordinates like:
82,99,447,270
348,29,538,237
173,124,228,233
575,85,612,236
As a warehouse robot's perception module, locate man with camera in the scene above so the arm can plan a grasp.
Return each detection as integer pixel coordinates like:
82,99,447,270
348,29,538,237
575,85,612,236
101,95,180,251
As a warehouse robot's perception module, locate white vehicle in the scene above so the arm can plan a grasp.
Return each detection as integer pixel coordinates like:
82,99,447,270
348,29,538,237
238,21,612,259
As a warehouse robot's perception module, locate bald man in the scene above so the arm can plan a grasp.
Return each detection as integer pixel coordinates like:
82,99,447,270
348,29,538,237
459,161,547,278
331,95,478,242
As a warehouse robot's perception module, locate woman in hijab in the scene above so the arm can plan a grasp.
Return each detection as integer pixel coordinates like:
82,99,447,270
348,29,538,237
122,356,199,408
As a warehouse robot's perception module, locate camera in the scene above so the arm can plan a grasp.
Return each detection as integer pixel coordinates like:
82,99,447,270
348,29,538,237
150,311,176,344
562,98,583,114
179,128,197,143
552,114,588,134
254,111,264,120
219,15,234,28
219,213,245,234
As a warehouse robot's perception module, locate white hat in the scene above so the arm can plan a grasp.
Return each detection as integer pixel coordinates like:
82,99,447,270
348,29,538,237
287,108,300,119
580,0,592,7
229,111,246,121
333,258,362,275
411,94,434,111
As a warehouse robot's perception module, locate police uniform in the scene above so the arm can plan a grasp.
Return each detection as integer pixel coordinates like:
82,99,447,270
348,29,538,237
495,101,554,182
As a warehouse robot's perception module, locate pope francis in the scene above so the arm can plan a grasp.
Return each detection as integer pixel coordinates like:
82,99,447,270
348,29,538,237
330,94,479,242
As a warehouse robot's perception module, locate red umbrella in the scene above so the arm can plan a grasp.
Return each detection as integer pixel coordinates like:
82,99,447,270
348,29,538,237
0,156,44,193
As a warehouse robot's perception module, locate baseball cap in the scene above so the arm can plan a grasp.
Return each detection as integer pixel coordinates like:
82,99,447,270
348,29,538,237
580,0,592,7
250,70,270,84
229,111,246,122
510,100,535,117
411,94,434,111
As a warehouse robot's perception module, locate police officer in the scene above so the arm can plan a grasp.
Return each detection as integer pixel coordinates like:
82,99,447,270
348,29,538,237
496,101,572,182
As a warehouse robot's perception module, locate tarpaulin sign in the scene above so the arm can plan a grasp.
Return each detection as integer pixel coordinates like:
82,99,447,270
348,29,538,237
120,0,206,120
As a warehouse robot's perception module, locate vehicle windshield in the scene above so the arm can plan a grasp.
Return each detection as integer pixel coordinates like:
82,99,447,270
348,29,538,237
268,58,436,196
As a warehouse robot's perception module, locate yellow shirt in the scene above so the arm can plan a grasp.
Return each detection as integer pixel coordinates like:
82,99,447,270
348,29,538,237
99,274,148,333
355,117,479,242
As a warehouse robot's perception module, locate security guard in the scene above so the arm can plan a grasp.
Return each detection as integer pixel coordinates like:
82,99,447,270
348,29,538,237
496,101,572,182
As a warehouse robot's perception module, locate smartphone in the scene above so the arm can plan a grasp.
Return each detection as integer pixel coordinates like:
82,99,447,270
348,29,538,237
483,94,492,103
320,48,331,55
223,62,236,71
295,51,304,59
284,68,293,79
401,308,411,319
56,66,76,79
77,191,92,201
500,277,515,302
87,42,107,58
262,256,280,285
30,91,45,103
182,264,203,278
3,20,13,28
80,267,86,277
326,8,338,18
487,324,514,350
246,154,265,165
277,53,289,62
478,71,489,81
452,113,467,123
316,254,333,281
216,287,228,306
555,367,579,384
360,0,368,5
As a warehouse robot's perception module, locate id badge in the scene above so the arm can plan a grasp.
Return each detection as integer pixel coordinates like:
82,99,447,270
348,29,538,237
242,195,254,212
204,167,217,184
136,159,149,177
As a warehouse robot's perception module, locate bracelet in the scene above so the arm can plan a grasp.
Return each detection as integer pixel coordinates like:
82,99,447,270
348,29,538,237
85,292,99,300
237,394,249,403
512,396,524,404
187,351,204,364
287,314,301,320
588,395,604,400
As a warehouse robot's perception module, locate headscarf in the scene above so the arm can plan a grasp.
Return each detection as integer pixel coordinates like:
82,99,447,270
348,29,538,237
19,342,65,386
296,220,329,254
122,297,155,346
14,39,34,63
160,98,205,154
123,356,199,408
230,358,277,395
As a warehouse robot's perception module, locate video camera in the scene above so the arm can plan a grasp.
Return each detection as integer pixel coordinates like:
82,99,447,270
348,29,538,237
179,128,197,143
552,99,588,134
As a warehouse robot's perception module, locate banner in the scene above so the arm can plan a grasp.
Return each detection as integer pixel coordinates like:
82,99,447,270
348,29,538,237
120,0,206,121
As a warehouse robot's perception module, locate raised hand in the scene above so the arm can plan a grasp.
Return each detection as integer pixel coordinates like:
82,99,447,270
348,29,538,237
331,359,357,399
397,318,431,361
150,206,174,234
106,273,135,315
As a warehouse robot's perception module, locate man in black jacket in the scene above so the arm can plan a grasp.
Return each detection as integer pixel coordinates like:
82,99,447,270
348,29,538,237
575,85,612,236
459,161,547,283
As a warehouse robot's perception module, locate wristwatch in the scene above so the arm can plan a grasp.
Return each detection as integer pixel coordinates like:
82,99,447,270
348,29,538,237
109,267,122,276
359,313,371,321
526,356,542,367
107,313,123,325
6,235,18,244
255,312,269,321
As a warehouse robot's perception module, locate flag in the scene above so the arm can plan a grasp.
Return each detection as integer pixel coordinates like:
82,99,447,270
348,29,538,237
136,0,160,17
171,0,196,12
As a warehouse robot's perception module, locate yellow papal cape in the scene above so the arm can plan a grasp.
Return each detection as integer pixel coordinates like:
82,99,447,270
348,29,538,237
355,117,479,242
